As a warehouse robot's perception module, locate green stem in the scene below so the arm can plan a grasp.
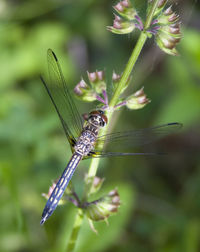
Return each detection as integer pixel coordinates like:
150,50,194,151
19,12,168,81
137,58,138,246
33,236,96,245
87,155,100,178
82,157,101,201
144,0,160,29
66,209,84,252
66,0,160,251
109,32,147,108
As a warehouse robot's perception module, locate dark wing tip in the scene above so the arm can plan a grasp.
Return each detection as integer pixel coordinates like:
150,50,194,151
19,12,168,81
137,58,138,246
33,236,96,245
48,48,58,61
167,122,183,128
40,75,45,83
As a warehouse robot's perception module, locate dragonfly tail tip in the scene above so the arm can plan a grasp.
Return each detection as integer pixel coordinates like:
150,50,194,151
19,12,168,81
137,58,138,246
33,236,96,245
40,216,47,225
40,219,45,225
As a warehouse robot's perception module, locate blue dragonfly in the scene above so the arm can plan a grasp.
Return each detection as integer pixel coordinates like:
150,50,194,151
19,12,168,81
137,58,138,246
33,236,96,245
40,49,182,224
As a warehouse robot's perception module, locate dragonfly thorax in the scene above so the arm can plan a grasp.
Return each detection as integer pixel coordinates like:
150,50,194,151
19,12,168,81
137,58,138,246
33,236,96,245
74,111,107,156
75,130,96,156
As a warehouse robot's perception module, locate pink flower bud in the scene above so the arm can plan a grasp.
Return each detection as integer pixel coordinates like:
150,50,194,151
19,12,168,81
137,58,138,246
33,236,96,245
126,87,150,110
87,71,97,82
112,71,121,82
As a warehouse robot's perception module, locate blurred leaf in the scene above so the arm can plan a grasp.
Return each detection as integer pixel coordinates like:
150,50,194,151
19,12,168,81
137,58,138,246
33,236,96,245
154,28,200,127
0,22,71,88
183,219,200,252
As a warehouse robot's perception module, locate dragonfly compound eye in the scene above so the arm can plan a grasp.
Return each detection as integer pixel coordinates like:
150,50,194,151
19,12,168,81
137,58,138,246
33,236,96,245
101,114,108,126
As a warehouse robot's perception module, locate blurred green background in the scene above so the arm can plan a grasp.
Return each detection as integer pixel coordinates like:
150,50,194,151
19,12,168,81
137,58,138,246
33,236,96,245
0,0,200,251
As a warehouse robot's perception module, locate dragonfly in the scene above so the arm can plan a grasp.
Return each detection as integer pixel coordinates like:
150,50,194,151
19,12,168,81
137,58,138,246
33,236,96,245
40,49,182,225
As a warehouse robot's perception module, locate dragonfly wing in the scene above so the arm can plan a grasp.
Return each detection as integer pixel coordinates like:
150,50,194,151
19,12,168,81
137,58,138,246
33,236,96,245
41,49,83,144
85,123,182,158
85,151,158,159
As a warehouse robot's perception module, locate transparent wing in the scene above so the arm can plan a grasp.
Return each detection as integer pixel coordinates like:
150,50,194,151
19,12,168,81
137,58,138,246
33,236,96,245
41,49,83,145
86,123,182,158
86,151,158,159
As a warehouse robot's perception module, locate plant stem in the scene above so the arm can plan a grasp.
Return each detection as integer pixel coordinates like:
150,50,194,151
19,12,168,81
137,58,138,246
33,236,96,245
66,0,160,250
66,209,84,252
109,32,147,108
144,0,160,29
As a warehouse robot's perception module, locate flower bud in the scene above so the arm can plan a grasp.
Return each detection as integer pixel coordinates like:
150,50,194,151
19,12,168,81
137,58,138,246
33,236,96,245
157,6,179,25
74,79,89,95
85,189,120,221
112,71,121,82
112,71,131,94
74,70,109,105
90,176,105,194
114,0,137,21
155,24,181,56
84,175,105,195
157,0,168,8
112,71,122,92
87,70,107,94
156,36,179,55
74,79,97,102
126,87,150,110
107,14,135,35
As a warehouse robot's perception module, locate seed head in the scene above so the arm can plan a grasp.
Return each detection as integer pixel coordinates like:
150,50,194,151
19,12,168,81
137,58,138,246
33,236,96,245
154,5,181,56
85,188,120,222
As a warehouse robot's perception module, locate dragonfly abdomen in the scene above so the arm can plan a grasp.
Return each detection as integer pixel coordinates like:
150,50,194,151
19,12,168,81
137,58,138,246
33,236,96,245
40,152,82,225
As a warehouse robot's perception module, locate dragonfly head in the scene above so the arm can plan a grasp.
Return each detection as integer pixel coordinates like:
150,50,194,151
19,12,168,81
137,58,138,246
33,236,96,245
88,110,108,127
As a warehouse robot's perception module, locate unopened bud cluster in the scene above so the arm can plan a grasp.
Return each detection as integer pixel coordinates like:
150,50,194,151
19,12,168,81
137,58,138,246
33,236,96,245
84,176,120,225
156,6,181,55
74,69,150,111
108,0,182,55
74,70,107,103
74,70,132,108
148,0,181,56
107,0,142,35
114,87,150,110
85,189,120,221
